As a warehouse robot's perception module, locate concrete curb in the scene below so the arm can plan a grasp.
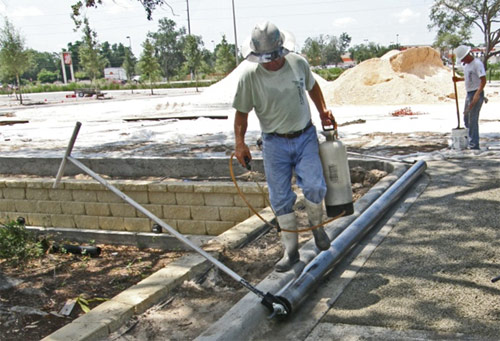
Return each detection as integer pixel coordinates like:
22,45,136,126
195,163,409,340
41,207,276,341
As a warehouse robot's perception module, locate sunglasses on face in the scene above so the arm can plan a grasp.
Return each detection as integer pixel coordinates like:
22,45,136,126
248,47,287,63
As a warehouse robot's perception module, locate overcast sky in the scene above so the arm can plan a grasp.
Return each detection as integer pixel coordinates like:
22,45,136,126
0,0,487,57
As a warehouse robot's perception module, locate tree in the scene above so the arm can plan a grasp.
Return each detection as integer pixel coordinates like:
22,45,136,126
302,38,323,66
302,33,351,67
0,18,31,104
78,17,108,84
147,18,186,81
37,69,59,83
101,42,127,67
349,42,391,63
122,47,137,81
137,38,161,94
429,0,500,67
182,34,203,91
71,0,175,27
24,50,60,82
214,35,236,75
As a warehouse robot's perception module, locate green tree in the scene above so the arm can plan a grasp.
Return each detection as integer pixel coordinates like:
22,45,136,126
122,47,137,81
37,69,58,83
214,35,236,74
0,18,31,104
323,36,340,65
349,42,390,63
339,33,352,56
100,42,127,67
137,38,161,94
148,18,186,81
24,50,60,82
72,0,171,24
182,34,203,91
78,17,108,84
302,34,350,67
429,0,500,67
302,38,323,66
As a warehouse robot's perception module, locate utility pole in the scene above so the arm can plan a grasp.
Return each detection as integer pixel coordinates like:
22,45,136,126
232,0,238,65
186,0,191,35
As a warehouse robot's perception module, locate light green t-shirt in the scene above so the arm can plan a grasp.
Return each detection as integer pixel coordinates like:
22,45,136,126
232,53,316,134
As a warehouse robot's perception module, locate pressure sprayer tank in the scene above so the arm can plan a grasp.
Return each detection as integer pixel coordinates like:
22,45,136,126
319,127,354,217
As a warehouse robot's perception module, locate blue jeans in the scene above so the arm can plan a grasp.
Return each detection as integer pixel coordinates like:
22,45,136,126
262,125,327,216
464,90,484,149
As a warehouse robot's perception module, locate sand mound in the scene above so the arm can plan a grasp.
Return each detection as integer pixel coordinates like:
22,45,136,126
324,46,465,105
200,59,329,104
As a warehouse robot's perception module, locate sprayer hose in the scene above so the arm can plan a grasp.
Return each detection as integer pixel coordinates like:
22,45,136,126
229,153,345,233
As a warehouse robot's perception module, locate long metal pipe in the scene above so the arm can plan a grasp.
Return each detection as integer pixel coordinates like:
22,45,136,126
276,160,427,314
53,122,288,315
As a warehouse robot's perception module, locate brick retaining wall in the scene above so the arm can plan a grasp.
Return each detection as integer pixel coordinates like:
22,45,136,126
0,177,268,236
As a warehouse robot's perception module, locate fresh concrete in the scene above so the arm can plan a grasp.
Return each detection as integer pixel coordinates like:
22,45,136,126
0,157,392,179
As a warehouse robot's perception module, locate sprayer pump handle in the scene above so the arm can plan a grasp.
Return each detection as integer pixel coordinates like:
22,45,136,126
322,116,337,131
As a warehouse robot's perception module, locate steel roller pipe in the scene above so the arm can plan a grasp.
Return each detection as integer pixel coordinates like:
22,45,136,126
274,160,427,316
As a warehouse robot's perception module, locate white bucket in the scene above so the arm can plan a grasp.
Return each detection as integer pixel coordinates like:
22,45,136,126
451,128,468,150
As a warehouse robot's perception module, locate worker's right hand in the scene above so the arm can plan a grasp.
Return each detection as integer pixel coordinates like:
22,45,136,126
452,76,460,83
235,143,252,168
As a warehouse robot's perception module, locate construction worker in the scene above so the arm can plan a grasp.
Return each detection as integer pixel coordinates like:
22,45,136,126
453,45,486,150
233,22,336,272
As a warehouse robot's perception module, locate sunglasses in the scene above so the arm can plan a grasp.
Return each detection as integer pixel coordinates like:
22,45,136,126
248,47,288,63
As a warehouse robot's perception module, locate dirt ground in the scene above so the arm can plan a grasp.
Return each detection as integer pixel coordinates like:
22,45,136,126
0,166,387,341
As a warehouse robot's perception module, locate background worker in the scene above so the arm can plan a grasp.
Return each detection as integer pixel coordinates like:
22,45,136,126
233,21,336,272
453,45,486,150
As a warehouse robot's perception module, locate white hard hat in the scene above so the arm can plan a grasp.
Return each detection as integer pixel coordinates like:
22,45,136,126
241,21,295,63
455,45,471,61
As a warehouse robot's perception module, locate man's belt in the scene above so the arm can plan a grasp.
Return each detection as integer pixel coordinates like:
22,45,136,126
269,120,313,139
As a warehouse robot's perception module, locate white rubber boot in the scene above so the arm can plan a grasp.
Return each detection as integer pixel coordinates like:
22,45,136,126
275,213,300,272
305,199,331,251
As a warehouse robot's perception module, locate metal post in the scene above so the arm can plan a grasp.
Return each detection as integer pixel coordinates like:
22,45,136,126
231,0,239,65
53,122,81,188
60,53,67,84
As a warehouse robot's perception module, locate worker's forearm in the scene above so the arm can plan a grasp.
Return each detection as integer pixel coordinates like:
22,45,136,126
308,82,327,114
477,76,486,93
234,111,248,146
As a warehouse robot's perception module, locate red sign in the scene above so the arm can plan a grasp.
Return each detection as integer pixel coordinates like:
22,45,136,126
63,52,72,65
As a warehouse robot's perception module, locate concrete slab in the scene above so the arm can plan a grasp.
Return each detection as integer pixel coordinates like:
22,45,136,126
305,323,489,341
321,158,500,339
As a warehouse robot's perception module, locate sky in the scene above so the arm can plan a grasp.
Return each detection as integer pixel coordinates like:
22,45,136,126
0,0,488,58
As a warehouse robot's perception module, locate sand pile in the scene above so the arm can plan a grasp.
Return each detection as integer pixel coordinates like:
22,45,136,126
324,46,465,105
200,59,329,105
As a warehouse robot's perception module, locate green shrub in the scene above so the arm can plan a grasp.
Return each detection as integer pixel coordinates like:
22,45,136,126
314,67,344,81
37,69,59,83
0,219,44,265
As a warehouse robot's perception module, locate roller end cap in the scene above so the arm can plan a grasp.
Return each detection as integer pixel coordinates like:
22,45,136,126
261,292,291,319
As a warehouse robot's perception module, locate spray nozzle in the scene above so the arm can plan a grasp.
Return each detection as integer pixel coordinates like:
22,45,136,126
244,157,251,170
